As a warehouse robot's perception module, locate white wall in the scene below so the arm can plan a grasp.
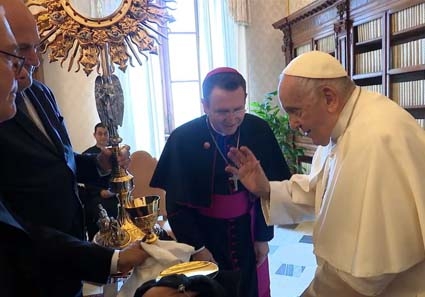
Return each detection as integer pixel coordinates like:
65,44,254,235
245,0,287,104
245,0,315,104
42,58,99,153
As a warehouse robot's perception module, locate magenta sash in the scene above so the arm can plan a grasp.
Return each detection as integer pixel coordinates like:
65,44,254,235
197,192,251,219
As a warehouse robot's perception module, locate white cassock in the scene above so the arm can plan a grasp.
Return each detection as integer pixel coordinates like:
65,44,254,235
262,87,425,297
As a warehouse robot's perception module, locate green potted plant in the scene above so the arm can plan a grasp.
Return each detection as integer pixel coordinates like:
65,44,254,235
250,91,305,174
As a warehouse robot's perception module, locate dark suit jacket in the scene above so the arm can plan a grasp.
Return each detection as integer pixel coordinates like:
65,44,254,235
0,198,114,297
0,80,100,239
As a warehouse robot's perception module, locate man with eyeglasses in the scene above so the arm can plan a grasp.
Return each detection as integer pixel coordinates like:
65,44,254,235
0,48,24,120
0,7,149,297
0,0,130,239
0,1,130,296
150,67,291,297
0,49,24,76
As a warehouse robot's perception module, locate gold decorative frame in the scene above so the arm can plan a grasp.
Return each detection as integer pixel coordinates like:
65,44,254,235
27,0,174,76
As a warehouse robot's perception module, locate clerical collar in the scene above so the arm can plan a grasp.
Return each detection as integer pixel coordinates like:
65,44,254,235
330,86,361,143
207,116,239,137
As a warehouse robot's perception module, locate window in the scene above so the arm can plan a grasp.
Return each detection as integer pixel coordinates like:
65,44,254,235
122,0,246,157
160,0,202,134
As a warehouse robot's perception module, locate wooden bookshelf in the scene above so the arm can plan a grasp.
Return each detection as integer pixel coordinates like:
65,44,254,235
273,0,425,163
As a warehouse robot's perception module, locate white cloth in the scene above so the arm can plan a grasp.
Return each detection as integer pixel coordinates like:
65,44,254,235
117,240,194,297
262,87,425,296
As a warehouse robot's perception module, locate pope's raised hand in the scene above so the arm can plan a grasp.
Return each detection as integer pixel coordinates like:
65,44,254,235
225,146,271,198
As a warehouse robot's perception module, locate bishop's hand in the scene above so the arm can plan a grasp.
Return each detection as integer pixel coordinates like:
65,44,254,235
225,146,271,198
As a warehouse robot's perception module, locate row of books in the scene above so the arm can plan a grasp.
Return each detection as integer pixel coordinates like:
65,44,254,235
295,44,312,56
315,35,335,53
360,84,384,94
391,79,425,107
357,18,382,43
294,135,316,157
416,119,425,129
355,49,382,74
391,38,425,68
391,2,425,33
300,162,312,174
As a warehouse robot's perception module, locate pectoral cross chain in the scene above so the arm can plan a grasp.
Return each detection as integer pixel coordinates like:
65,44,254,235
206,118,241,192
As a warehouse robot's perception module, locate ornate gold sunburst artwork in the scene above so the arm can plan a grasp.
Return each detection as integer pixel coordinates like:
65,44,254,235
27,0,175,76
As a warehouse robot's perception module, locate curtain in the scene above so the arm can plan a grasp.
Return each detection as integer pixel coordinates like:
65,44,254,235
117,55,166,158
227,0,251,25
198,0,248,81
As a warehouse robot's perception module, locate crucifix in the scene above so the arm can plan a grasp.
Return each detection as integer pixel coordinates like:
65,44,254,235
229,173,239,192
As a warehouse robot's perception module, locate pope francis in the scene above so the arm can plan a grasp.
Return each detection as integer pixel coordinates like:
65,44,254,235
226,51,425,297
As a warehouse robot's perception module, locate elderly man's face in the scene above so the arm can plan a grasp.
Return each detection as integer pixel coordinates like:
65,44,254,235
203,86,246,136
0,13,19,123
279,75,332,146
1,0,41,91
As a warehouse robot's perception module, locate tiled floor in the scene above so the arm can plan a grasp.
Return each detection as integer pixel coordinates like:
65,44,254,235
269,221,316,297
84,221,317,297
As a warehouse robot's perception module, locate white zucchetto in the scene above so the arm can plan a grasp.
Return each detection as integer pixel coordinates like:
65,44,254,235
283,51,348,78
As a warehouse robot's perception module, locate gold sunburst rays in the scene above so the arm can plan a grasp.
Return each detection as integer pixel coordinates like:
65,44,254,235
27,0,175,76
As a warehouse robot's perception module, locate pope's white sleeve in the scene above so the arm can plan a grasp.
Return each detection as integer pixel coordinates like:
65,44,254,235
261,175,315,226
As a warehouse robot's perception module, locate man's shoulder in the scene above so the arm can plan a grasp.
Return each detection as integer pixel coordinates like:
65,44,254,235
82,145,99,155
242,113,271,132
27,80,56,102
29,80,52,93
170,116,206,137
244,113,267,124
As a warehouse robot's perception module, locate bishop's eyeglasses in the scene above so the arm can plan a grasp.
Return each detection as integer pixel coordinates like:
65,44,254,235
212,106,246,118
0,50,25,75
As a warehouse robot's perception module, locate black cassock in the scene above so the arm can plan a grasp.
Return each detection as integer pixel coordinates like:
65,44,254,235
151,114,291,297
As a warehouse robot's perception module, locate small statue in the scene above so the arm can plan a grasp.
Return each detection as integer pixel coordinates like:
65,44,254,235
96,204,111,233
94,204,130,248
110,217,126,244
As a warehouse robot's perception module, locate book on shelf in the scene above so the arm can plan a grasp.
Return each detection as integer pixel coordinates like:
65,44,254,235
316,35,335,53
391,38,425,69
391,80,425,107
295,44,312,56
300,161,312,174
355,49,382,74
294,135,316,155
415,118,425,129
360,84,383,94
357,18,382,42
391,2,425,33
294,135,314,144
